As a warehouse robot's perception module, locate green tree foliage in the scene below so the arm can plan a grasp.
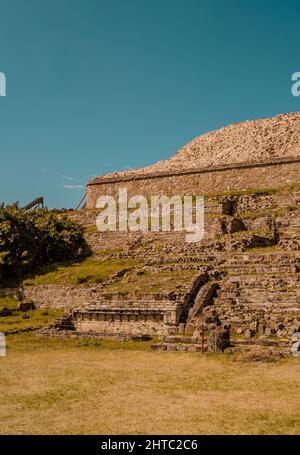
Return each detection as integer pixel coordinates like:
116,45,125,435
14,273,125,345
0,205,87,283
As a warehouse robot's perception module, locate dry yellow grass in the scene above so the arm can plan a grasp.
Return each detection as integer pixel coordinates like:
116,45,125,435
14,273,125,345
0,333,300,435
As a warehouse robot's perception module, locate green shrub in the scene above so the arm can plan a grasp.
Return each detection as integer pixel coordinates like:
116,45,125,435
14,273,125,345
0,204,88,283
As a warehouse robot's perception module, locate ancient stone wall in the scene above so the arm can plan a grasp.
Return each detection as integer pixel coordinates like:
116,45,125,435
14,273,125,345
74,312,166,337
73,299,183,337
23,284,99,309
22,284,181,310
236,191,300,213
211,252,300,338
0,288,23,300
21,284,184,337
87,157,300,208
84,219,222,252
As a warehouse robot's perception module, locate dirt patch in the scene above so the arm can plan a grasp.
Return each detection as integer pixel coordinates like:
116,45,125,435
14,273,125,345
235,346,287,363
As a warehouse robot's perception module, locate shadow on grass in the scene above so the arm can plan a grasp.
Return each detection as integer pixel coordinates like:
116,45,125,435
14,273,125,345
0,253,92,289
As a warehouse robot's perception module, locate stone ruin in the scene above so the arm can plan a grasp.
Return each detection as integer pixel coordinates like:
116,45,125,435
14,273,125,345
20,113,300,351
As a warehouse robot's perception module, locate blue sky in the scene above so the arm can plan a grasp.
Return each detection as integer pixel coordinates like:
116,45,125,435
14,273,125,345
0,0,300,208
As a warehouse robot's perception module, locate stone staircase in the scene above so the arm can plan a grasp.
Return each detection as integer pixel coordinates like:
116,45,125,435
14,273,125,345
186,281,219,324
217,252,300,274
151,333,207,352
210,252,300,339
38,312,76,336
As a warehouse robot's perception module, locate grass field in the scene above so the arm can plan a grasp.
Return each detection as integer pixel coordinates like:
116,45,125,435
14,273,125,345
20,256,197,292
0,298,62,333
0,333,300,435
22,257,141,286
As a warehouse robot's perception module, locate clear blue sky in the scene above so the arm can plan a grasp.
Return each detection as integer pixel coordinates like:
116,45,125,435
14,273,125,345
0,0,300,208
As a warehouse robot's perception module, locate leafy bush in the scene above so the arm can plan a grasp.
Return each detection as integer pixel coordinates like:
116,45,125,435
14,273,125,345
0,204,87,283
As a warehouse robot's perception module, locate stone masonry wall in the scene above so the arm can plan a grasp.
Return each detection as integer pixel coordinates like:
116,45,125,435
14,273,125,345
87,157,300,208
74,314,166,336
84,220,222,252
22,284,181,310
22,284,183,337
73,298,183,337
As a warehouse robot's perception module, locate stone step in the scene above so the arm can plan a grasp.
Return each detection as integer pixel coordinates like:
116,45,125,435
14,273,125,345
215,299,300,308
162,335,196,344
220,263,299,268
217,252,300,261
233,339,290,347
220,266,299,273
220,263,299,271
221,279,300,285
187,281,219,324
151,342,206,352
217,292,300,299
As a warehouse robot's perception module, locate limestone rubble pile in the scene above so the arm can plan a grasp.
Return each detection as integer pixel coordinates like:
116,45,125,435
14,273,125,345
96,112,300,181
